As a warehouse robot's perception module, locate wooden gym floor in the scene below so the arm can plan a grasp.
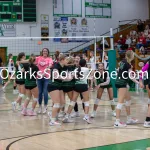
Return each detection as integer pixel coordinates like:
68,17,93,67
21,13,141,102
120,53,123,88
0,86,150,150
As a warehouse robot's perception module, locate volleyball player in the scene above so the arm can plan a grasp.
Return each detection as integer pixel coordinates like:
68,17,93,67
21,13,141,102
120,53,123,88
3,53,17,94
91,63,116,118
12,53,26,111
60,56,75,117
21,55,39,116
48,53,72,126
114,50,143,127
62,59,92,124
71,55,85,118
18,49,53,114
139,59,150,127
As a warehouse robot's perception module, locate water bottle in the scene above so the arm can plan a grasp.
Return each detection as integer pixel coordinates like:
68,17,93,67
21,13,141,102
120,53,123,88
139,88,144,100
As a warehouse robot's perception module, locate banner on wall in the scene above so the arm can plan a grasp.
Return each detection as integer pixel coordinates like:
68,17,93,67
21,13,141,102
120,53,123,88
53,17,90,42
0,24,16,37
53,17,68,42
41,14,49,41
85,0,112,18
53,0,82,17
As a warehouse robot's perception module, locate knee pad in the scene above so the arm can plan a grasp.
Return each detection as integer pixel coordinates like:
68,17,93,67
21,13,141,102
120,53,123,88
84,101,89,107
53,103,60,108
110,99,115,106
148,99,150,104
116,103,124,110
125,100,131,107
33,98,38,102
19,93,25,98
94,98,100,105
69,101,76,107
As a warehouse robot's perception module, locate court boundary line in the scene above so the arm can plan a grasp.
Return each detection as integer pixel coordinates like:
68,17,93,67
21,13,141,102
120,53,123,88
4,125,150,150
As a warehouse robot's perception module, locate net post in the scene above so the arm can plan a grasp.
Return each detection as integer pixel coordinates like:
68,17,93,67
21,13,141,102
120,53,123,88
94,37,97,64
108,28,117,99
102,37,105,63
110,28,114,49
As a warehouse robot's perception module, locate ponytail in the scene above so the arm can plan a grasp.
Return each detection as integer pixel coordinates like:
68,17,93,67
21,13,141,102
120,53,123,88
77,66,81,79
77,59,86,79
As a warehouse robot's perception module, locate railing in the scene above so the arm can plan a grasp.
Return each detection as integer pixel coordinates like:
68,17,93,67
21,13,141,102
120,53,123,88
119,19,139,25
65,19,139,53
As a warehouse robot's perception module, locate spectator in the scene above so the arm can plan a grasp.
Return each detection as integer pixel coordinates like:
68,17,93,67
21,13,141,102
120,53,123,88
146,34,150,44
116,35,126,50
82,53,87,59
137,19,144,32
125,35,132,47
144,25,149,36
130,30,137,37
137,34,146,49
131,35,137,46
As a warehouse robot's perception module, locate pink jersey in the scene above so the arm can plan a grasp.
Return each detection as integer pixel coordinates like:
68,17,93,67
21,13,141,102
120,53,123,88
35,56,53,78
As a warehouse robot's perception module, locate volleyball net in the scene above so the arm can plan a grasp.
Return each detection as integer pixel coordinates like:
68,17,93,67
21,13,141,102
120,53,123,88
0,34,113,66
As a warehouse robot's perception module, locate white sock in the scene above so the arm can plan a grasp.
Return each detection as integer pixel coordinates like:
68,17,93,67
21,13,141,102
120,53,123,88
65,113,69,118
51,118,56,123
115,119,120,123
84,114,89,119
60,110,65,114
127,115,131,120
93,110,96,114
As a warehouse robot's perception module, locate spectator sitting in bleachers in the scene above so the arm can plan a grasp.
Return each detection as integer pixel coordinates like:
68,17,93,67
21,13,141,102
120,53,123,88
144,25,149,36
136,33,146,49
146,34,150,44
125,35,132,48
130,30,137,37
116,35,126,50
131,35,137,46
137,19,144,32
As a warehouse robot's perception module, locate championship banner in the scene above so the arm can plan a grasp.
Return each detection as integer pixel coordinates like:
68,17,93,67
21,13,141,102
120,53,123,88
85,0,112,18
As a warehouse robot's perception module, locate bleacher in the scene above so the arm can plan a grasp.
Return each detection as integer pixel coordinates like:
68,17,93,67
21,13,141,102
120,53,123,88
66,18,150,70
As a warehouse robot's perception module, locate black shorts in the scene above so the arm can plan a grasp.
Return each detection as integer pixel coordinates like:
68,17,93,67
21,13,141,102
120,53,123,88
74,84,88,93
115,79,127,89
25,85,37,90
115,84,127,89
100,84,112,89
47,84,62,93
144,79,148,86
62,86,74,93
16,80,25,85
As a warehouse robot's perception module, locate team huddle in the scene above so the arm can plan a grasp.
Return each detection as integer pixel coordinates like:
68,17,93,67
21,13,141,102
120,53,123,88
1,49,150,127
